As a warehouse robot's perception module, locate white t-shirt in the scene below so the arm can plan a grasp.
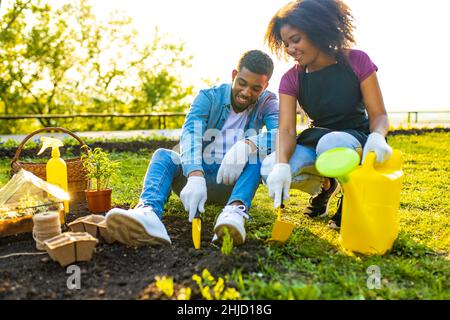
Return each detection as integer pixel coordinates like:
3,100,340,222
208,107,250,159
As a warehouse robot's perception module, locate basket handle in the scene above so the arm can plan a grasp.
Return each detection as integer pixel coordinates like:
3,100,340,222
11,127,88,165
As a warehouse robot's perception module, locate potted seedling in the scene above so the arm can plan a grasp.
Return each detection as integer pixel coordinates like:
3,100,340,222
81,146,120,213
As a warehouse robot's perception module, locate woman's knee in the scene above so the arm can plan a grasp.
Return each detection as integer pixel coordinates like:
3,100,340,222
260,152,276,181
260,145,316,181
316,132,361,156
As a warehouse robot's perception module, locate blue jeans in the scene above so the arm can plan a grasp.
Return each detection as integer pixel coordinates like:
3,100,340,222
139,148,262,219
261,131,362,195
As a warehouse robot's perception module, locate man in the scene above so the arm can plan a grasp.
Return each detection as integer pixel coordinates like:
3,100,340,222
106,50,278,246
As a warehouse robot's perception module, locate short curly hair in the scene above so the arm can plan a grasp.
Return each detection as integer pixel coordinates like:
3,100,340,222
265,0,356,61
237,50,274,79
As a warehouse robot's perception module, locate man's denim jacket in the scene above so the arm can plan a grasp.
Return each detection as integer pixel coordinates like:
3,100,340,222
180,83,279,176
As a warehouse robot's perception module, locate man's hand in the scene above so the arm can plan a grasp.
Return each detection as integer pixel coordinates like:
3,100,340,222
266,163,291,208
216,140,253,185
362,132,392,164
180,176,207,222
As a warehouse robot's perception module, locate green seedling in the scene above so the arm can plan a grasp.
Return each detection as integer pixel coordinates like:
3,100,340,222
221,227,234,256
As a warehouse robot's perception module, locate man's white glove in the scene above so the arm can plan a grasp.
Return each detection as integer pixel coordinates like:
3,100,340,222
216,140,252,185
362,132,392,164
180,176,207,222
266,163,291,208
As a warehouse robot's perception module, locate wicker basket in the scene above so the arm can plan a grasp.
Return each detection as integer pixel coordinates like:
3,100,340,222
10,127,89,203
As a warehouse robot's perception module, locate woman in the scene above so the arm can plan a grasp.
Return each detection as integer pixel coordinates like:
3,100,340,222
262,0,393,229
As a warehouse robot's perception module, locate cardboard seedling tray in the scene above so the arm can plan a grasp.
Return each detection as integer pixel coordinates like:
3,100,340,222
44,232,98,267
68,214,115,243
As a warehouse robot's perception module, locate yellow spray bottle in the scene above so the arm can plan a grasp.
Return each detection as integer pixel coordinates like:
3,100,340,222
37,137,69,215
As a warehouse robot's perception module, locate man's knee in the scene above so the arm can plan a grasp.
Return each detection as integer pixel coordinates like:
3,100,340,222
316,132,361,156
151,148,181,165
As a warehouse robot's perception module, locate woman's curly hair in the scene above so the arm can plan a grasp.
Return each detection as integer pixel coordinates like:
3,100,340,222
265,0,356,61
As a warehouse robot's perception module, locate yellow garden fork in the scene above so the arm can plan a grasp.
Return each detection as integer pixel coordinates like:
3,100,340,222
192,210,201,249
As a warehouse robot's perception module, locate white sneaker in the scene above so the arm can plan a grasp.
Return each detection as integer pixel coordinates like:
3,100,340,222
213,205,249,245
106,206,171,246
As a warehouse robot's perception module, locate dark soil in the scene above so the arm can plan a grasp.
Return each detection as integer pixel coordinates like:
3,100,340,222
1,140,179,159
387,127,449,136
0,202,265,300
1,127,448,159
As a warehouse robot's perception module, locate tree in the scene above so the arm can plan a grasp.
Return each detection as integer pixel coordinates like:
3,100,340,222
0,0,194,133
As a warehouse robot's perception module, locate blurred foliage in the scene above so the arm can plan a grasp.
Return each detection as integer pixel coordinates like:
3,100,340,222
0,0,194,133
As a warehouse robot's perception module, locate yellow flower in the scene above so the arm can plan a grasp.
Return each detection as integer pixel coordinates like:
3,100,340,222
222,288,241,300
201,286,213,300
155,276,174,298
213,277,225,299
177,287,192,300
192,274,202,286
202,268,215,285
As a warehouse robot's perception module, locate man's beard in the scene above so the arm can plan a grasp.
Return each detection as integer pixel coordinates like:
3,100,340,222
232,103,249,113
232,93,253,113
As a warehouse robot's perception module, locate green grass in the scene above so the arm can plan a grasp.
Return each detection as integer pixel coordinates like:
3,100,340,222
1,132,449,300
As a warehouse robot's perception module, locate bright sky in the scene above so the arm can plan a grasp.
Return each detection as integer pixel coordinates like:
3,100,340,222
92,0,450,112
3,0,450,111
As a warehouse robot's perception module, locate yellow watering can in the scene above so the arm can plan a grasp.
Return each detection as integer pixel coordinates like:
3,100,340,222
316,148,404,255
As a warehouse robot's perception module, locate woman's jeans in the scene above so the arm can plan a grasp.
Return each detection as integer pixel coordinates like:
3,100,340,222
139,148,262,219
261,131,362,195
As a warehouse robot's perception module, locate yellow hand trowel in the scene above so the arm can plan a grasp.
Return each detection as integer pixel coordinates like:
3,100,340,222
266,196,295,244
192,210,201,249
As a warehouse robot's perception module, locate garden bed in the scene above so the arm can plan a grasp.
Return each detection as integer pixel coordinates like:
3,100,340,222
0,130,449,300
0,201,265,299
0,139,179,159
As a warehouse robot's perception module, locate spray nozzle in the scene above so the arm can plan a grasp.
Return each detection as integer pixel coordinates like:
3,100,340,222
37,137,64,157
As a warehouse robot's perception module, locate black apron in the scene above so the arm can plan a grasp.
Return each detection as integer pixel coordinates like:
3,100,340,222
296,60,370,148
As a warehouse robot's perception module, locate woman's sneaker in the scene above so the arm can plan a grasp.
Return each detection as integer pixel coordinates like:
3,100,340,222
213,205,249,245
106,205,171,246
303,178,341,218
328,194,343,230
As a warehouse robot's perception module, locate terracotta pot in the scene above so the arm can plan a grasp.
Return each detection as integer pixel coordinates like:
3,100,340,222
85,189,112,213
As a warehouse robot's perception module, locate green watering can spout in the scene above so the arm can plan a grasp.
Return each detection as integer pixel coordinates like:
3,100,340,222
315,147,361,183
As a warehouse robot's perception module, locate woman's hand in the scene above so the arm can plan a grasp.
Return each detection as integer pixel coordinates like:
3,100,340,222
362,132,392,163
267,163,291,208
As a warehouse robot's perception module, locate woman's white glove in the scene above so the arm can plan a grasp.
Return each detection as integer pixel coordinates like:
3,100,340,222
266,163,291,208
216,140,252,185
362,132,392,164
180,176,207,222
